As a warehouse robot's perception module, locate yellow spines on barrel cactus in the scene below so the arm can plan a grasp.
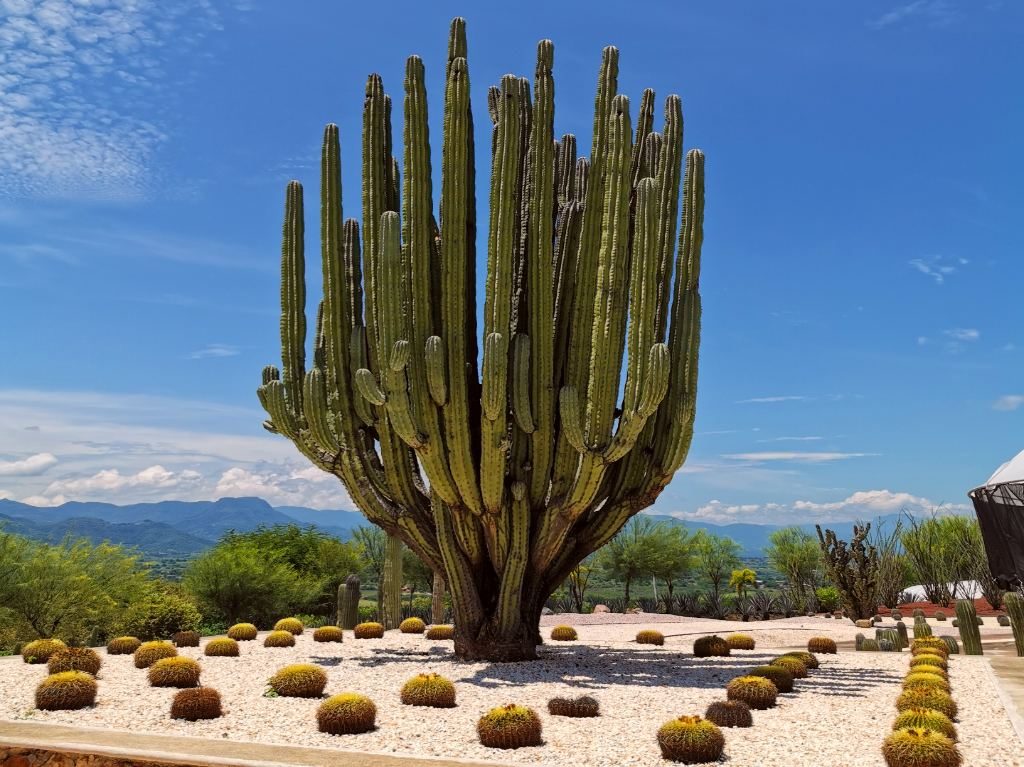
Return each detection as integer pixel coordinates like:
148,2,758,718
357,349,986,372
354,622,385,639
227,623,258,641
47,647,101,676
749,665,793,693
171,688,222,721
314,626,344,643
477,704,543,749
656,715,725,763
269,663,328,698
317,693,377,734
771,656,808,679
399,618,426,634
909,653,947,671
149,657,201,688
726,633,754,650
273,617,304,635
425,625,454,640
693,635,730,657
902,672,950,693
22,638,66,664
780,651,819,670
807,636,837,654
400,673,456,708
106,636,141,655
726,676,777,709
895,688,957,720
882,727,962,767
550,625,577,641
134,641,177,669
636,629,665,646
35,671,97,711
204,638,240,657
892,708,957,741
263,630,296,648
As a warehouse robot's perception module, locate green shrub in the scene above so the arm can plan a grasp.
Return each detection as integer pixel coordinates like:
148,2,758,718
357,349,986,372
636,629,664,646
895,688,957,719
354,622,385,639
477,704,543,749
119,593,202,641
780,650,819,670
749,665,794,693
656,715,725,763
771,655,808,679
106,636,141,655
704,700,752,728
313,626,344,643
48,647,101,676
882,727,962,767
547,695,599,718
693,635,730,657
134,641,177,669
892,708,957,741
173,631,200,648
263,630,296,648
204,638,240,657
269,663,328,697
425,625,454,640
726,633,754,650
171,687,222,721
815,586,841,612
227,623,258,641
317,693,377,734
726,676,777,709
149,657,201,688
22,639,66,664
273,617,304,635
807,636,837,654
35,671,97,710
550,625,577,641
400,673,456,708
399,617,426,634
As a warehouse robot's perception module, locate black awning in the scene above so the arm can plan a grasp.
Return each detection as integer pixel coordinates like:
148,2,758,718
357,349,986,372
970,481,1024,590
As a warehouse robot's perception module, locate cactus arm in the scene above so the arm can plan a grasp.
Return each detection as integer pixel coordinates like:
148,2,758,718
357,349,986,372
511,333,535,434
551,198,582,396
280,181,307,424
496,481,530,635
425,336,448,406
630,87,655,189
361,74,389,370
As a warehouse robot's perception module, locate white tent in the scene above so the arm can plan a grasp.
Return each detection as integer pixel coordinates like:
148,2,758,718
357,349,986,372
984,448,1024,487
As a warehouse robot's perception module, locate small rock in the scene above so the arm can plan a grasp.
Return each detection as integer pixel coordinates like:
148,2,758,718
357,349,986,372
541,607,553,616
593,604,610,613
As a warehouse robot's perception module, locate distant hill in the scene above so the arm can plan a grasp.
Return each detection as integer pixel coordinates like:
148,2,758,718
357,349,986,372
0,512,213,557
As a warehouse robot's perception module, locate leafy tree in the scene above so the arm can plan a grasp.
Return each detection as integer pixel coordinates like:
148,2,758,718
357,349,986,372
693,532,741,599
870,520,908,609
649,526,694,598
402,547,435,607
729,568,757,598
352,525,387,615
598,516,676,604
566,557,594,612
765,527,821,608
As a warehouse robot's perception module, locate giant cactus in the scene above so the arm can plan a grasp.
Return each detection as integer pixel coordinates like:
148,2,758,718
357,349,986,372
258,18,705,661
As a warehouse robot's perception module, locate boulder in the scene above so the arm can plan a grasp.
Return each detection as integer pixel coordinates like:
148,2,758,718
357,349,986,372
541,607,554,616
593,604,610,614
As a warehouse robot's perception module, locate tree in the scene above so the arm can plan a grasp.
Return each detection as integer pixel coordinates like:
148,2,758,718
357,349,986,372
352,525,386,615
816,523,879,620
694,532,741,599
649,526,693,598
598,517,675,604
402,547,435,607
870,520,908,609
256,19,706,661
566,558,594,613
765,527,821,608
729,568,756,598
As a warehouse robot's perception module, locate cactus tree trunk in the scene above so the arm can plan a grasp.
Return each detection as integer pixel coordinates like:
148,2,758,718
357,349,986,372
431,571,446,625
381,534,403,629
258,18,705,662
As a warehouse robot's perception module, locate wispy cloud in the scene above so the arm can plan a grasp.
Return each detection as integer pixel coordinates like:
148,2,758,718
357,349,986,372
944,328,980,342
757,436,824,443
994,395,1024,412
909,256,966,284
868,1,960,29
0,452,58,476
723,452,875,463
189,343,241,360
736,395,808,404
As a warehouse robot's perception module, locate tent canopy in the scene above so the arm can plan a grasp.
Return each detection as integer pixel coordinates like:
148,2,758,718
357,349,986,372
985,448,1024,487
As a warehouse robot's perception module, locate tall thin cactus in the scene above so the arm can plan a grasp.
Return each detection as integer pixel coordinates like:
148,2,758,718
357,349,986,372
258,18,706,661
1003,592,1024,656
381,534,403,629
338,574,360,630
955,599,983,655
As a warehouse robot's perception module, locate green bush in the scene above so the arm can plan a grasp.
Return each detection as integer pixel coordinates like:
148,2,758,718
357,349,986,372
119,593,202,641
656,715,725,763
149,657,201,688
400,673,456,708
48,647,101,676
815,586,841,612
171,687,222,721
477,704,543,749
269,663,328,697
317,693,377,734
35,671,97,710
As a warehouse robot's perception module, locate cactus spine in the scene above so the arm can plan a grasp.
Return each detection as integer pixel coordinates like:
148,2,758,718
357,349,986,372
338,575,360,630
1003,592,1024,656
955,599,982,655
257,18,706,662
381,534,403,630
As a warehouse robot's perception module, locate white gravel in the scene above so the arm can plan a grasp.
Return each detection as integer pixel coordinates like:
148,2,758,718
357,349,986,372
1,617,1019,767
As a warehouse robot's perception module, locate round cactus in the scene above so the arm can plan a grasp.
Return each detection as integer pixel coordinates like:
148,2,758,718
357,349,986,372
726,633,755,650
22,638,66,664
780,651,819,670
693,635,730,657
204,638,240,657
425,624,454,640
48,647,101,676
748,665,794,693
726,675,777,709
935,611,947,621
273,617,304,635
313,626,344,643
227,623,258,641
807,636,837,654
909,653,947,671
269,663,328,698
861,638,880,651
354,622,385,639
636,629,665,646
893,708,957,741
173,630,201,648
912,608,925,619
940,636,960,655
399,617,426,634
171,687,223,721
656,715,725,763
134,641,177,669
400,673,456,708
704,699,752,728
882,727,962,767
149,657,201,688
550,625,578,641
547,695,599,718
106,636,141,655
902,673,950,693
911,637,949,656
770,655,808,679
896,688,958,720
477,704,543,749
317,693,377,734
35,671,97,711
264,630,296,648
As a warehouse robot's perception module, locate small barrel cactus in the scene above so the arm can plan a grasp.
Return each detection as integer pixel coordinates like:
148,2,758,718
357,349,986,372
477,704,543,749
354,622,385,639
227,623,258,641
269,663,328,698
909,654,947,671
636,629,665,646
879,629,899,649
861,638,880,651
912,608,925,619
902,673,950,693
134,641,177,669
780,651,819,670
204,637,240,657
48,647,101,676
173,630,201,648
693,635,730,657
911,637,949,656
726,675,777,709
749,665,793,693
22,638,66,664
106,636,141,655
264,630,296,648
770,655,808,678
807,636,837,654
895,688,957,720
656,715,725,763
171,687,223,721
313,626,344,643
881,727,962,767
273,617,304,635
941,636,960,655
35,671,97,711
913,619,933,639
399,617,427,634
704,699,752,728
400,673,456,708
547,695,600,718
726,633,755,650
892,708,957,741
425,624,454,640
935,611,947,621
550,625,578,641
149,657,201,688
873,614,883,623
317,693,377,734
855,632,865,650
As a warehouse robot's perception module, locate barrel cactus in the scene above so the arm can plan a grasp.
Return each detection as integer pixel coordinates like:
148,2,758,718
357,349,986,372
911,638,949,656
35,671,97,711
173,630,201,648
264,630,296,648
399,617,426,634
909,654,947,672
48,647,101,676
227,623,258,641
882,727,962,767
550,625,578,641
273,617,304,635
106,636,141,655
726,633,754,650
171,687,223,721
477,704,543,749
656,715,725,763
780,650,819,670
895,688,957,720
902,673,950,693
807,636,837,654
861,638,880,651
354,622,385,639
547,694,600,718
22,638,66,664
204,638,240,657
313,626,344,643
703,700,752,728
269,663,328,698
636,629,665,646
134,641,177,669
770,655,808,678
425,624,454,640
895,621,909,649
748,665,793,693
317,693,377,734
892,708,957,741
941,636,960,654
400,673,456,708
726,675,777,709
149,657,201,688
693,635,730,657
997,614,1010,627
935,610,946,621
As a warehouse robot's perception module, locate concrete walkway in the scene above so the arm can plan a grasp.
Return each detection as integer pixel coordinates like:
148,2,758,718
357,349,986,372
984,640,1024,746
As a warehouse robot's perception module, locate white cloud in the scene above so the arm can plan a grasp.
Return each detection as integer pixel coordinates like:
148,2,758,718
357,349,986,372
214,467,351,508
994,395,1024,412
0,452,58,476
909,256,959,284
736,396,807,404
944,328,979,342
723,452,874,463
868,1,959,29
757,436,823,443
189,343,240,359
40,464,202,497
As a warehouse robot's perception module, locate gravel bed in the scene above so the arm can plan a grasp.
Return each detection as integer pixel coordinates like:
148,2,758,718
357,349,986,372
1,621,1018,767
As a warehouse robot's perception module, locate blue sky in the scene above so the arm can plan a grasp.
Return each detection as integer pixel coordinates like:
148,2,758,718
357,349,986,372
0,0,1020,524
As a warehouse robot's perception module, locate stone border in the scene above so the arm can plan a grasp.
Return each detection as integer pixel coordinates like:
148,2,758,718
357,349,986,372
984,657,1024,747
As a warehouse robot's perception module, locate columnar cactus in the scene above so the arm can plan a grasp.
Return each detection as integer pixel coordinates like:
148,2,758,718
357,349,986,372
257,17,706,662
382,535,403,630
955,599,982,655
1004,592,1024,657
339,574,360,630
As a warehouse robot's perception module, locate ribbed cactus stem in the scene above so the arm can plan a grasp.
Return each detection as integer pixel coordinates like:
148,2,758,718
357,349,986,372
381,534,404,630
895,620,908,650
1003,592,1024,656
431,571,446,625
955,598,983,655
339,575,360,630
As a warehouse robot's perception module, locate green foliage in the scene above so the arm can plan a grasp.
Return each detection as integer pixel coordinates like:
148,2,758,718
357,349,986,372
173,630,200,647
22,638,65,664
48,647,101,676
149,657,201,688
35,671,97,711
550,625,577,641
704,700,752,728
815,524,879,620
765,527,822,610
399,617,426,634
171,688,223,721
317,693,377,734
547,695,599,717
725,633,754,650
204,638,240,657
771,656,807,678
636,629,664,646
882,727,962,767
477,704,543,749
955,599,982,655
263,630,295,648
313,626,344,643
119,591,202,641
892,709,957,741
749,664,793,693
598,517,690,603
656,715,725,763
425,624,454,640
1005,592,1024,656
106,636,140,655
693,531,742,600
807,636,837,654
354,622,385,639
400,673,456,708
274,617,305,635
693,635,730,657
269,663,328,697
726,675,777,709
227,623,258,641
729,568,757,599
133,641,176,668
814,586,842,613
895,688,958,720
